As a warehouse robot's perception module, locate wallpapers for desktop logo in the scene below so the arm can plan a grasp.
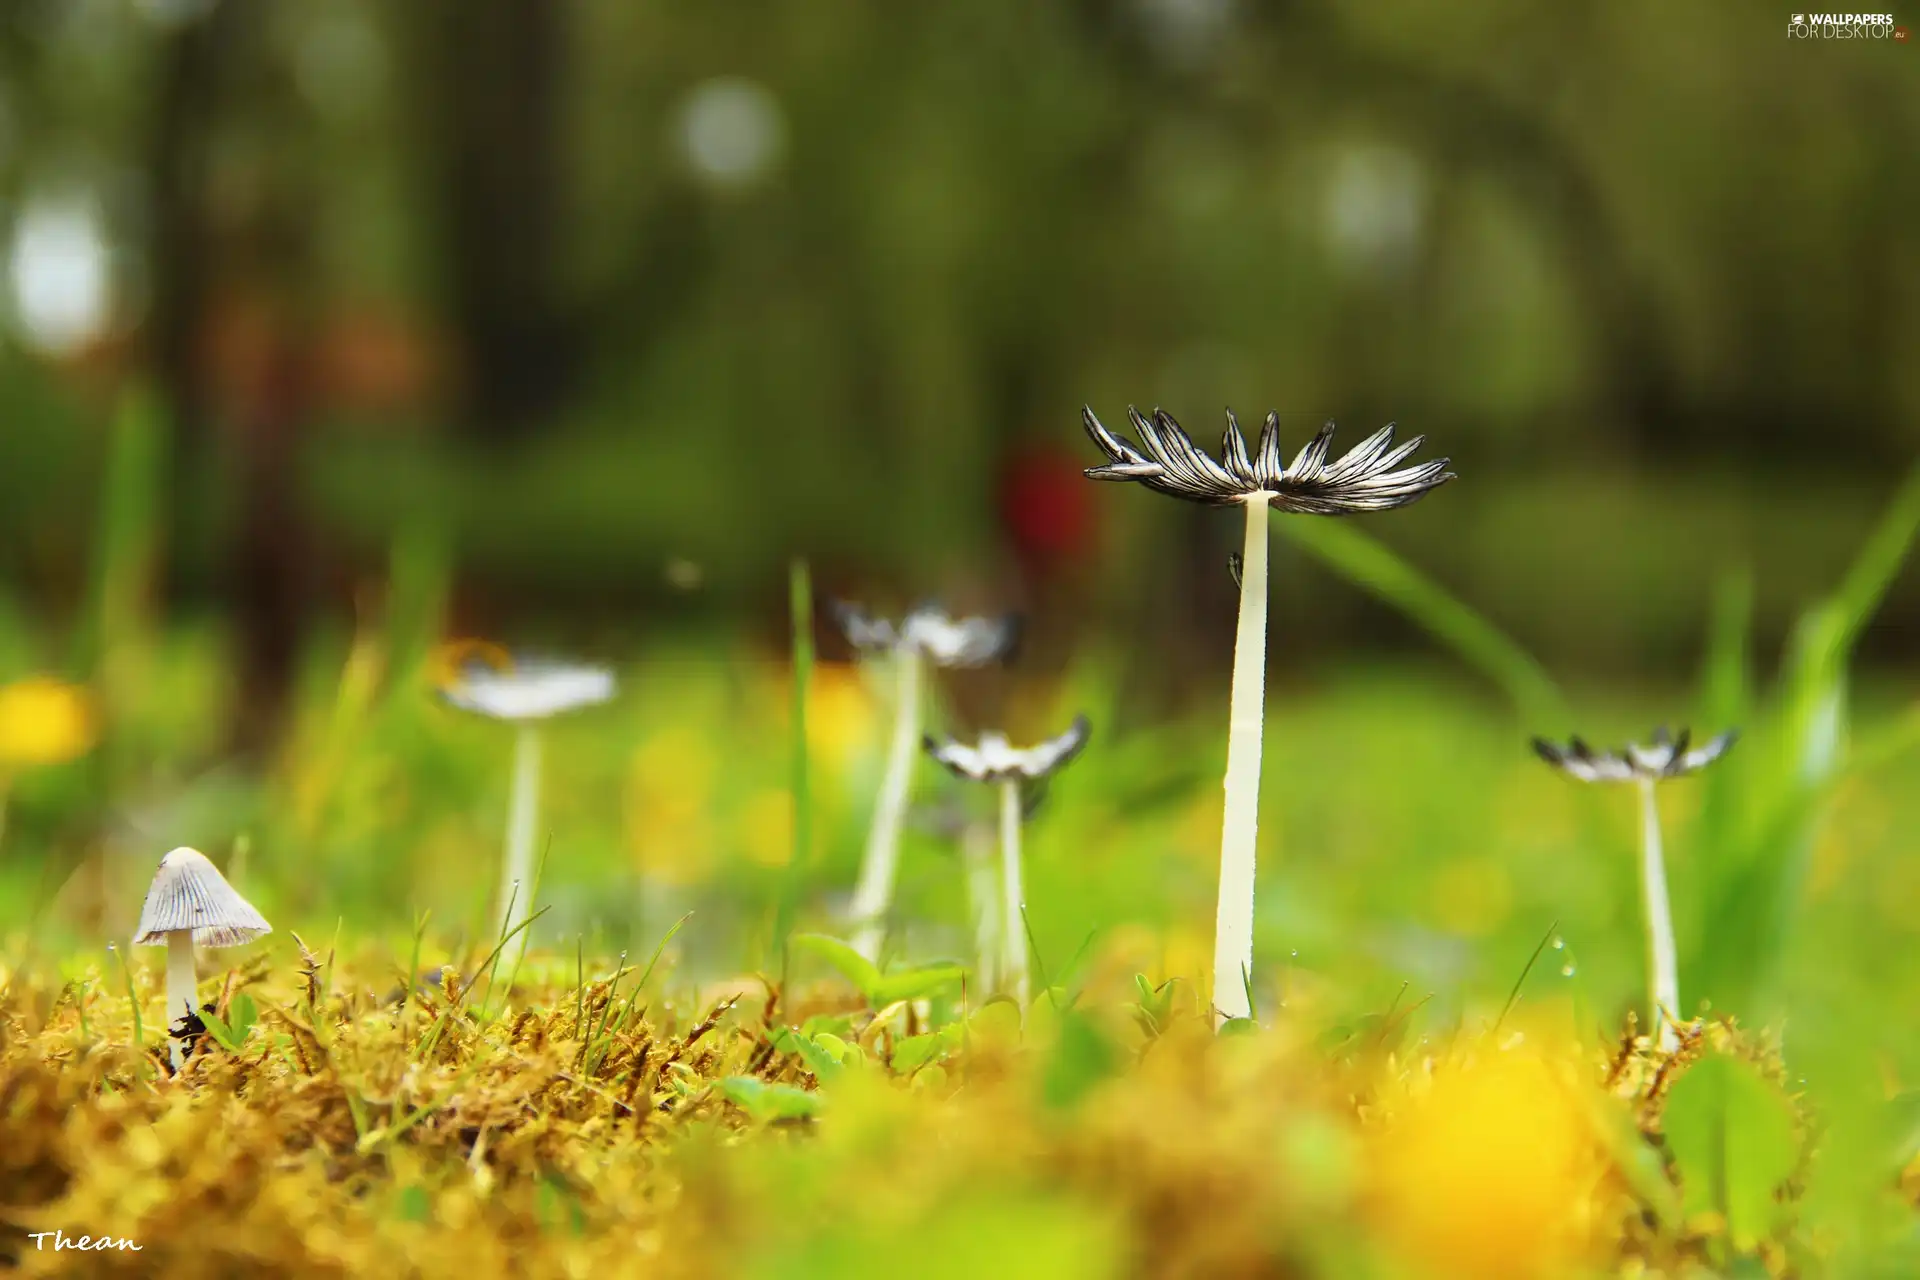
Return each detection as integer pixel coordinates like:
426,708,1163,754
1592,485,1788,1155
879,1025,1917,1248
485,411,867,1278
1787,12,1904,37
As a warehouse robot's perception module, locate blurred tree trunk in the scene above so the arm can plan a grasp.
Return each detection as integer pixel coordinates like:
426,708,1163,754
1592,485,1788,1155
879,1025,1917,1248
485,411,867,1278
146,1,319,758
406,0,576,445
148,2,242,526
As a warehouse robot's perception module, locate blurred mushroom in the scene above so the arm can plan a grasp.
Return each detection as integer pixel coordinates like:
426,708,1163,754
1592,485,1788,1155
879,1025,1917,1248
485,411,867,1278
440,652,616,972
831,601,1018,962
925,716,1091,1003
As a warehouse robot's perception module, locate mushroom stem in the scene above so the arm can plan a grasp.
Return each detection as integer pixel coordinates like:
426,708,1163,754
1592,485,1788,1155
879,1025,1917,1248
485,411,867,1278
962,816,1000,994
1637,778,1681,1053
164,930,196,1070
998,777,1028,1004
1213,495,1270,1026
495,723,544,970
849,648,923,961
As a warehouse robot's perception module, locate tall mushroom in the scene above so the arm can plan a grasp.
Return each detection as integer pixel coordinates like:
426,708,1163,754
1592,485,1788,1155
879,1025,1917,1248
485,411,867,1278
440,653,616,971
832,602,1018,961
133,847,272,1069
1533,726,1738,1053
1083,406,1453,1023
924,716,1090,1003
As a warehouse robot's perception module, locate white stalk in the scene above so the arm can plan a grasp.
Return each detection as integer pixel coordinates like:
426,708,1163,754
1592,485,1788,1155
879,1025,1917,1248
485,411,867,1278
962,816,1000,993
998,778,1028,1004
1213,495,1271,1025
495,723,544,971
1637,778,1680,1053
850,648,923,961
164,930,196,1070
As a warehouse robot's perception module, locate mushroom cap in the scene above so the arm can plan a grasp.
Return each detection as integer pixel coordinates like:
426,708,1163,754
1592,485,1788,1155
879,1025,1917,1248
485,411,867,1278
923,716,1092,784
439,658,616,721
133,847,273,947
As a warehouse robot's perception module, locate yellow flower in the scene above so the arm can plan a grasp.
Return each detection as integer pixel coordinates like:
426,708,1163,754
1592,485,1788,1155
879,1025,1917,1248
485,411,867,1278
0,676,98,767
736,788,794,868
626,727,719,885
803,661,880,768
1371,1042,1604,1278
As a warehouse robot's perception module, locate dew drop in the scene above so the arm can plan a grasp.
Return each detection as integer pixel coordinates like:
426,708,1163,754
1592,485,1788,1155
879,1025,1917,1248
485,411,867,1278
1289,950,1299,959
1550,937,1565,950
1560,963,1577,977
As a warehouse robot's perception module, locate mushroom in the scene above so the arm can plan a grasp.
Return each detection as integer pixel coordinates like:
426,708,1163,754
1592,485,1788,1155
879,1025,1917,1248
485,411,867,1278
1083,406,1452,1024
831,601,1019,961
133,847,271,1069
924,716,1090,1003
440,652,616,972
1533,726,1738,1052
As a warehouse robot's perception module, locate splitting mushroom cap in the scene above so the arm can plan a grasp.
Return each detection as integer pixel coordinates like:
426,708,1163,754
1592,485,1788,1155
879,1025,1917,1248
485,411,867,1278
133,847,273,947
1082,406,1454,513
831,601,1020,668
1531,726,1739,783
923,716,1092,784
439,656,617,721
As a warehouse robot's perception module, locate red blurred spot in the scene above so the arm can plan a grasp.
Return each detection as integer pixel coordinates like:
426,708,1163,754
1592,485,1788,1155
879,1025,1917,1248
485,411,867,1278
1000,447,1097,568
1896,25,1909,39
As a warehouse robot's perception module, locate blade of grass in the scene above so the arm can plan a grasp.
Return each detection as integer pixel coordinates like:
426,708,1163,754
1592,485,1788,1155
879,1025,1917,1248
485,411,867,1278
400,908,430,1015
108,943,147,1087
1020,905,1053,1008
614,910,695,1036
1276,518,1566,727
1495,919,1559,1034
574,935,586,1039
777,559,815,975
1704,462,1920,1009
491,835,554,1015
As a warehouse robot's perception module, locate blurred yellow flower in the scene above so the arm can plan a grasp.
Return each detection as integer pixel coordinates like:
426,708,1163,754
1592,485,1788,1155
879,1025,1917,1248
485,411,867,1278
736,788,793,868
804,661,878,768
1371,1044,1604,1279
627,727,719,885
0,676,98,768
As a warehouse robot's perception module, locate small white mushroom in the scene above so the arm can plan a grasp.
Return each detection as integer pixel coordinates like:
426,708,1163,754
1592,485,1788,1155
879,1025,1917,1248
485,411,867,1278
133,847,271,1069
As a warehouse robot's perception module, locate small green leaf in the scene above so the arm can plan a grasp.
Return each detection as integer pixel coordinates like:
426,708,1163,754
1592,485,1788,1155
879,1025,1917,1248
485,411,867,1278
719,1075,822,1122
891,1032,947,1075
1662,1053,1800,1249
969,998,1023,1046
1218,1017,1259,1037
790,934,882,999
791,1034,845,1083
199,995,258,1053
227,992,258,1043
